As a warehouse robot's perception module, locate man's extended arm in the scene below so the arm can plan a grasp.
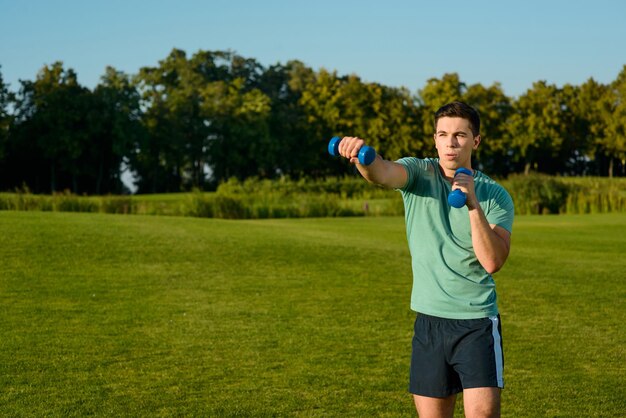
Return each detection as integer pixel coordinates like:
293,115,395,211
337,136,407,189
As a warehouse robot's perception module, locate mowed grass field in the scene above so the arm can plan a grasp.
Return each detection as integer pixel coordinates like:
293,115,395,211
1,211,624,417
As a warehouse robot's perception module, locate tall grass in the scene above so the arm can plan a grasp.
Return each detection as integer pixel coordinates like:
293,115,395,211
502,174,626,215
1,175,625,218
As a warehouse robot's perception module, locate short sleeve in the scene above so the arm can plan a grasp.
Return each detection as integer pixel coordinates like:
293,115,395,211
396,157,428,192
486,186,514,233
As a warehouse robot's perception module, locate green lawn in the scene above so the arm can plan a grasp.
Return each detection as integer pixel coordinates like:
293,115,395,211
1,212,624,417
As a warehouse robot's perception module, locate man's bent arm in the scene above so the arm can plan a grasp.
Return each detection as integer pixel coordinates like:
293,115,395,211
468,206,511,274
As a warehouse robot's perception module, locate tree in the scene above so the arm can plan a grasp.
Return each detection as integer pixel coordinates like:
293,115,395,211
298,69,423,175
10,62,92,193
0,66,13,167
559,80,605,175
417,73,467,138
333,75,422,161
462,82,513,176
258,60,316,177
134,49,213,192
598,65,626,177
505,81,566,175
202,78,271,182
133,49,273,191
574,78,609,175
90,67,143,194
367,83,423,161
3,51,624,193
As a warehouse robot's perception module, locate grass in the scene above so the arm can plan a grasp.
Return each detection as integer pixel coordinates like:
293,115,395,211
0,212,624,417
1,174,625,218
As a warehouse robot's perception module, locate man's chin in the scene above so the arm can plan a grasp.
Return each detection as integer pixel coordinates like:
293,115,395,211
440,160,459,171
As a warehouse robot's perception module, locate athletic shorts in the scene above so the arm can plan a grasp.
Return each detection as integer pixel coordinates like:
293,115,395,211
409,313,504,398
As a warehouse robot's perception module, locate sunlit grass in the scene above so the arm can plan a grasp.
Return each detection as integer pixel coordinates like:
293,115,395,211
0,212,624,416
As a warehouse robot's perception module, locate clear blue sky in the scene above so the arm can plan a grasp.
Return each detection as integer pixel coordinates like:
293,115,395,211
1,0,625,98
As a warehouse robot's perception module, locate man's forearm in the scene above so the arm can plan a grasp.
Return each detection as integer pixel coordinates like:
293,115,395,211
468,206,510,274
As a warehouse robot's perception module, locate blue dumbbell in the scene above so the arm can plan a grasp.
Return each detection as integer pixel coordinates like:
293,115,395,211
328,136,377,166
448,168,473,208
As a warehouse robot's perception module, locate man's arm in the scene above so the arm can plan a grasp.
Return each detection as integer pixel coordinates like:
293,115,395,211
468,208,511,274
337,136,407,189
453,171,511,273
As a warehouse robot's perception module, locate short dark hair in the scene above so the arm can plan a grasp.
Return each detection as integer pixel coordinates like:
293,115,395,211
434,101,480,136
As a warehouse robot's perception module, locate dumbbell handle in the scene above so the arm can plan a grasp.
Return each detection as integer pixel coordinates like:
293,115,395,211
448,168,473,208
328,136,376,166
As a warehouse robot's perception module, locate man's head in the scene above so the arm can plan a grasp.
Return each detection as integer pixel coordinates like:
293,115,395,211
433,101,481,175
434,101,480,136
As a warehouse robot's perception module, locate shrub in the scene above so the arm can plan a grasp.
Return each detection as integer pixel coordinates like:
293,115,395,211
188,192,215,218
213,194,247,219
503,174,571,215
99,196,133,214
1,175,624,218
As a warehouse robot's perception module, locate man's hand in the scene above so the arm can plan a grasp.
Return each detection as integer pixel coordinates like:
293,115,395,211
337,136,367,165
451,170,478,210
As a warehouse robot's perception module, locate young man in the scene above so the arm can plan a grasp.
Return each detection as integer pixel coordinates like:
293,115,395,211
337,101,514,418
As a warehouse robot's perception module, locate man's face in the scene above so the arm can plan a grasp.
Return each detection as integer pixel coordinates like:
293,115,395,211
434,116,481,175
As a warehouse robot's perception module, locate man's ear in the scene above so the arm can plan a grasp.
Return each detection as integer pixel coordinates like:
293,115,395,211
473,135,481,149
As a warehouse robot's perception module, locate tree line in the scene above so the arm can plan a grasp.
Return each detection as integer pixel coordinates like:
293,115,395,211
0,49,624,195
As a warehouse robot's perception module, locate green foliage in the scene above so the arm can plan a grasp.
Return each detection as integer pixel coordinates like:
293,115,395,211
598,66,626,176
563,177,626,214
1,175,625,218
0,190,133,214
501,174,626,215
1,212,624,416
463,82,514,174
132,49,275,192
0,66,12,161
188,177,399,219
503,174,571,214
5,63,136,194
91,67,144,194
418,73,467,137
299,70,423,163
505,81,565,175
1,58,626,196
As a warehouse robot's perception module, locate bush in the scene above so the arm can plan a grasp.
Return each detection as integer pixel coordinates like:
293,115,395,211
187,192,215,218
1,175,625,218
503,174,571,215
563,178,626,214
501,174,626,215
213,194,247,219
51,191,99,213
99,196,133,214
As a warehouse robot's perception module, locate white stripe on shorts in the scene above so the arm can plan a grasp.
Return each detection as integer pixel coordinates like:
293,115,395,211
489,316,504,388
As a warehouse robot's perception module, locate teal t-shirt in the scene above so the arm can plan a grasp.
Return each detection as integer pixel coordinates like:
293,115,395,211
396,157,514,319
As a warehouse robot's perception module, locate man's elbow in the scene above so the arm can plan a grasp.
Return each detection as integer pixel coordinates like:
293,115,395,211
485,263,502,275
482,256,507,275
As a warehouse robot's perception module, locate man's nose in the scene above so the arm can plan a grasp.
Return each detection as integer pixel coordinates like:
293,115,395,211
446,136,459,147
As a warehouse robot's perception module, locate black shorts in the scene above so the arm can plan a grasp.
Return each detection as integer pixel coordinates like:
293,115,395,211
409,313,504,398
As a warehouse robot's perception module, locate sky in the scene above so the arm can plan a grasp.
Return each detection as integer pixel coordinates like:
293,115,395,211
1,0,625,99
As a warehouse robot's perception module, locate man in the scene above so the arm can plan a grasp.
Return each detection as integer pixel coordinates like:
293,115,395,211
336,101,514,418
